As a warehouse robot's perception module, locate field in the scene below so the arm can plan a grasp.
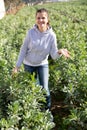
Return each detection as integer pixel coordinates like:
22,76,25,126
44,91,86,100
0,0,87,129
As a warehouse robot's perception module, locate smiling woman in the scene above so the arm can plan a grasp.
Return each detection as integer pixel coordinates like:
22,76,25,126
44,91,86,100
35,8,49,32
12,8,70,110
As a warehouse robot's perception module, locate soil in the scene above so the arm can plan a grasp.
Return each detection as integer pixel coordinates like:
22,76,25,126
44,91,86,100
51,93,69,130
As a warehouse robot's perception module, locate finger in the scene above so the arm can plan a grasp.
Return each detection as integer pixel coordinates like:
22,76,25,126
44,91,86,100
64,52,70,58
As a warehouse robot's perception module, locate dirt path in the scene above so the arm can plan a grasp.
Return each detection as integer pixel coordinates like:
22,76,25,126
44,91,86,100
51,93,69,130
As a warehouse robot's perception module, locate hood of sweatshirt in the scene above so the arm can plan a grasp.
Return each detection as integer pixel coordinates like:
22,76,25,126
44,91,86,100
33,24,53,35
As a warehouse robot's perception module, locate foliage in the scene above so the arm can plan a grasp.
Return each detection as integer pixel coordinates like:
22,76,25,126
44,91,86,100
0,0,87,129
0,71,55,129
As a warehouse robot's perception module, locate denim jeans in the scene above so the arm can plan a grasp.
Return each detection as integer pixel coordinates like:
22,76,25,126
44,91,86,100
24,64,51,109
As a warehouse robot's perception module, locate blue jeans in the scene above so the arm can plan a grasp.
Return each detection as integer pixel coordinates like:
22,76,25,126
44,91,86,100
24,64,51,109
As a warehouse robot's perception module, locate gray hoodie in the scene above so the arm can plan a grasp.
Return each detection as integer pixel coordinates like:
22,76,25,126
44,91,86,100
16,25,60,67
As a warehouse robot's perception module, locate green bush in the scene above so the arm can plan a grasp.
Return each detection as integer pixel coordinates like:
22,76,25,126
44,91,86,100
0,72,55,129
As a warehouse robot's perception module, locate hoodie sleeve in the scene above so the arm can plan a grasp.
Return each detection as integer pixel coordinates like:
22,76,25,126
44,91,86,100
16,31,30,67
49,33,60,60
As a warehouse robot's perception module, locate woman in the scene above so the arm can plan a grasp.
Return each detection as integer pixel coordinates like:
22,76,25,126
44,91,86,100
13,8,70,109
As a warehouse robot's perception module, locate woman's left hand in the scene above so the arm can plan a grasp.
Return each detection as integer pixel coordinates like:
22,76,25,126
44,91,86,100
58,49,70,58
